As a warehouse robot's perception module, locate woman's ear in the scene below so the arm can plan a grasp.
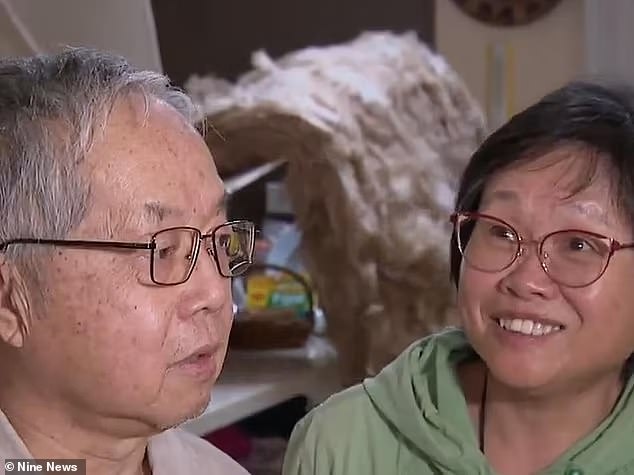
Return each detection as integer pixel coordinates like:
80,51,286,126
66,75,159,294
0,257,33,348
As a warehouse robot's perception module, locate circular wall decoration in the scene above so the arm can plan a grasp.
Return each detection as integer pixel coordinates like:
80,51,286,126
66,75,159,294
451,0,563,27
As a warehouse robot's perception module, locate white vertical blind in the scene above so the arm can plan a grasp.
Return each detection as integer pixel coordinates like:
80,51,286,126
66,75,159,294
585,0,634,83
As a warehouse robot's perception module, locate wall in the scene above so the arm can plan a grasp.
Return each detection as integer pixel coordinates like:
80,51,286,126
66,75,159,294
585,0,634,83
0,0,588,123
0,0,162,72
436,0,584,127
152,0,435,86
0,1,34,57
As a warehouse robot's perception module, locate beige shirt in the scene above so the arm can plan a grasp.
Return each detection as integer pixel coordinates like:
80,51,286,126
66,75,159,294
0,409,249,474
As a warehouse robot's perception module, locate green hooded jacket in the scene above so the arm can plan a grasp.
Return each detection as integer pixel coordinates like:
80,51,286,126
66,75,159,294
282,329,634,475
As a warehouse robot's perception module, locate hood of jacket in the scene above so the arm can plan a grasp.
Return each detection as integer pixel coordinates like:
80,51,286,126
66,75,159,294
363,328,634,474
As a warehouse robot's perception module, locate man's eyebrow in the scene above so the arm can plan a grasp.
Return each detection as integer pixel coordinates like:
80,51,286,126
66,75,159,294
143,201,182,224
143,190,228,225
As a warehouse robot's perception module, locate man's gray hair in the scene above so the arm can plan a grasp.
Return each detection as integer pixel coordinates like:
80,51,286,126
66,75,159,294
0,47,198,284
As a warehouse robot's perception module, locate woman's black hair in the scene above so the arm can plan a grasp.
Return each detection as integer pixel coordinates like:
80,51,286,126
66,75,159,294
450,81,634,287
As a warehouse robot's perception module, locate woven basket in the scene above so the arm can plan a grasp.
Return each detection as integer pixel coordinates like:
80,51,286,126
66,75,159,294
229,263,315,350
230,308,313,350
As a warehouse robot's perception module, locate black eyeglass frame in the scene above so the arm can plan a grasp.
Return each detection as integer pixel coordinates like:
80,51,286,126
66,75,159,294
0,220,256,286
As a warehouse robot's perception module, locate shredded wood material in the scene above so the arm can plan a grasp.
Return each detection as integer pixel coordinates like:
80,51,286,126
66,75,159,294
187,31,486,385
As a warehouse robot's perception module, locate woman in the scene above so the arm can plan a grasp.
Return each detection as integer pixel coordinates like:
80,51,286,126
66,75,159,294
282,81,634,475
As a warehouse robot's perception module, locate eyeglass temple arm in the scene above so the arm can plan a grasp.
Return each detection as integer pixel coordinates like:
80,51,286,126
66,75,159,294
0,238,154,251
613,241,634,251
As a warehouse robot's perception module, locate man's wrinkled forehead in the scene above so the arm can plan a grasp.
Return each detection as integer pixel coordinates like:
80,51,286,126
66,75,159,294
82,94,227,233
99,190,227,237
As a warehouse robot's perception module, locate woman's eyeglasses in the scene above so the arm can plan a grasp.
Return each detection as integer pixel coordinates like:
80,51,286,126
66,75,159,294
451,212,634,288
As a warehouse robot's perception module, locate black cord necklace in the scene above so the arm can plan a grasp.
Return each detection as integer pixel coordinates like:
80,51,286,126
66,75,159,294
479,369,488,453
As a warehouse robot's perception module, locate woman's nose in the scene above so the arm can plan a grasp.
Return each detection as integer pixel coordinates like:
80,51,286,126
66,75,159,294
499,243,557,300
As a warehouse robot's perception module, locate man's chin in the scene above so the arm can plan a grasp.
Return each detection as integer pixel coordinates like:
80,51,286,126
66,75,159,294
156,393,212,430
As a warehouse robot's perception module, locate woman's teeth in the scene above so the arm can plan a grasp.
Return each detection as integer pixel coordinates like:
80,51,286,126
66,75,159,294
496,318,562,336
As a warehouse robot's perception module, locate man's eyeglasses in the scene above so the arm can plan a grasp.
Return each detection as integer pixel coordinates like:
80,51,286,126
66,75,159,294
451,212,634,288
0,220,256,286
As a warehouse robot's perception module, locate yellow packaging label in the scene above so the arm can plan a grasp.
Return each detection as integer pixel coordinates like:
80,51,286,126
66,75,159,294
246,275,277,310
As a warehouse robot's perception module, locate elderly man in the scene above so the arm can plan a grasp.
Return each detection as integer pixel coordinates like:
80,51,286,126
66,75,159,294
0,48,254,474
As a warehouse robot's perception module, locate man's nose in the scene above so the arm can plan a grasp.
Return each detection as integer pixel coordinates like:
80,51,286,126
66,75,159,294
185,243,229,311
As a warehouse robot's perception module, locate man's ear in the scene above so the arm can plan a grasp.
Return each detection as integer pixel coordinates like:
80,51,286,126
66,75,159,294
0,257,33,348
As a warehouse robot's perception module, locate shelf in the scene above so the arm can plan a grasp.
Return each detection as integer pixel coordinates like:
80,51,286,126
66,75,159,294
224,160,286,195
